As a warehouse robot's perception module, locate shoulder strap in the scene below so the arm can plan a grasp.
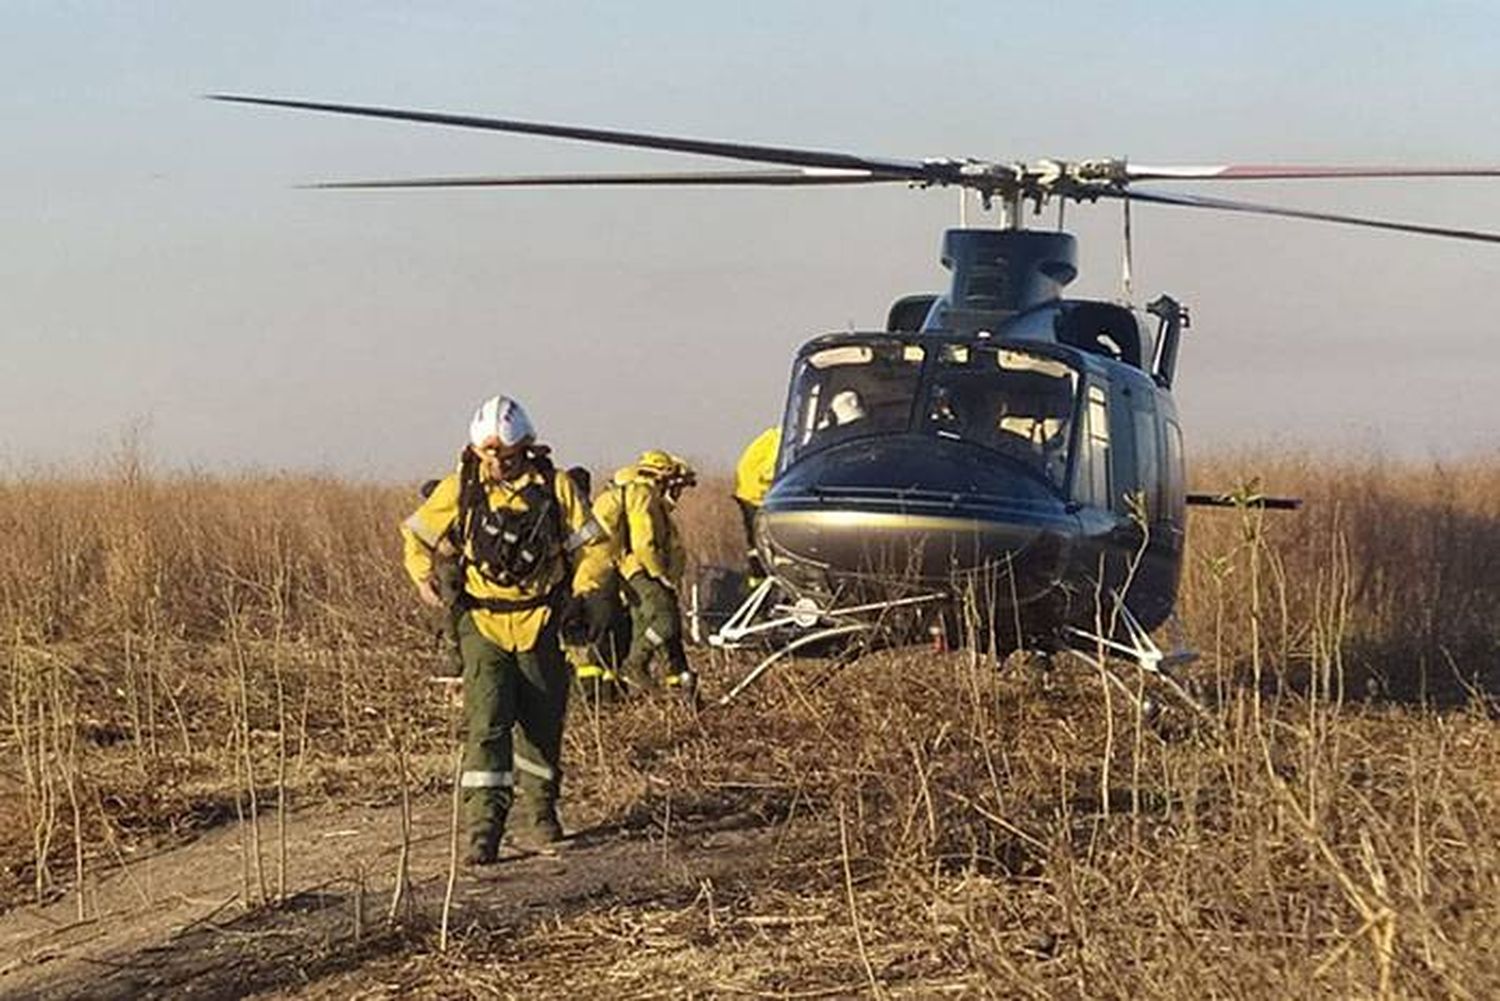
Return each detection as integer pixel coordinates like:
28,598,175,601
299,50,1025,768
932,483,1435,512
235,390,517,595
537,457,563,537
617,482,634,555
510,457,564,559
456,448,484,543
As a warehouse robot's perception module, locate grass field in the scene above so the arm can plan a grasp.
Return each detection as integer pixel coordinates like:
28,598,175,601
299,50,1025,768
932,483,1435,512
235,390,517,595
1,451,1497,998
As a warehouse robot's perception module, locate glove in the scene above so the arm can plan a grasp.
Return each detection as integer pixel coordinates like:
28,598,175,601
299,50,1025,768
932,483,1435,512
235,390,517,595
583,590,615,644
559,595,590,646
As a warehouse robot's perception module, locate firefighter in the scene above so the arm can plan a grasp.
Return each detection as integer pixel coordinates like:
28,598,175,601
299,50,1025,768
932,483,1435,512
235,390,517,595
559,466,622,702
732,425,781,579
594,450,697,697
401,395,612,864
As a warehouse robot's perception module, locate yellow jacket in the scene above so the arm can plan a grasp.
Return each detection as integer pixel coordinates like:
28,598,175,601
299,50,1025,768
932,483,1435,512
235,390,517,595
401,460,609,651
593,468,686,586
733,426,782,506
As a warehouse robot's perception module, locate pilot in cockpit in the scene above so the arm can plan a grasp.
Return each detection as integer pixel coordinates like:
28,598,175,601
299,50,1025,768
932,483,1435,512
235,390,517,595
818,388,867,429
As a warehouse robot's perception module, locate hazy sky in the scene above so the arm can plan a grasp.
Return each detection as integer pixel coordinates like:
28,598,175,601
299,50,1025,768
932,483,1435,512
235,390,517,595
6,1,1500,480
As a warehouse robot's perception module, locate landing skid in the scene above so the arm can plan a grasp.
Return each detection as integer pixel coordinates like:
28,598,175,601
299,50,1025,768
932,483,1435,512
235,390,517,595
707,577,947,706
1063,601,1205,722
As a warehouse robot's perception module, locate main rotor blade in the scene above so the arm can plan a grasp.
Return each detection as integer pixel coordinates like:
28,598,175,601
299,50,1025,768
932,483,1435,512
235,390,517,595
210,94,933,177
305,168,908,190
1128,163,1500,182
1112,188,1500,244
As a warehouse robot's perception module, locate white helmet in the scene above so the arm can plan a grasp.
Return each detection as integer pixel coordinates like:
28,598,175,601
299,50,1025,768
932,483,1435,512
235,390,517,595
468,395,537,450
829,389,866,426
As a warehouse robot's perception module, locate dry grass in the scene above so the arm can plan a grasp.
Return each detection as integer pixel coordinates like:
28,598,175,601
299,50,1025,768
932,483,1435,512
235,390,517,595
1184,451,1500,704
360,667,1499,999
1,451,1498,998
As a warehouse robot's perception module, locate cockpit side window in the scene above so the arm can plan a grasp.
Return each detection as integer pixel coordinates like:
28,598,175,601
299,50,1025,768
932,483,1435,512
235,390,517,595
782,341,925,464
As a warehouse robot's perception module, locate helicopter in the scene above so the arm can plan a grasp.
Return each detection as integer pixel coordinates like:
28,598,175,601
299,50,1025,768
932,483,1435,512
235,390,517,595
213,95,1500,705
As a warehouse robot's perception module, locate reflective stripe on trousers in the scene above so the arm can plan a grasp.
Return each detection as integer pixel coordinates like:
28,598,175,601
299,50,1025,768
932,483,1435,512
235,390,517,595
513,754,556,782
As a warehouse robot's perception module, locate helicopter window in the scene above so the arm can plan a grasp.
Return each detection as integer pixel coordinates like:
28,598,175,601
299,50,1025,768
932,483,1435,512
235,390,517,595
919,346,1079,489
1087,385,1109,443
783,340,926,462
1054,303,1142,367
1074,383,1112,506
808,345,874,368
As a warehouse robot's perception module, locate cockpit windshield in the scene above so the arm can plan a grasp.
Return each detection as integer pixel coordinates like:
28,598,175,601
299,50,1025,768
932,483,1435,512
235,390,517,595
921,345,1079,489
782,340,925,466
781,338,1081,490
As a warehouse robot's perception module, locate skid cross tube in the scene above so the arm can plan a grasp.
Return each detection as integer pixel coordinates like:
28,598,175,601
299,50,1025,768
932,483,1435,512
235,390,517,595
707,576,948,705
717,623,874,706
709,578,947,649
708,576,779,647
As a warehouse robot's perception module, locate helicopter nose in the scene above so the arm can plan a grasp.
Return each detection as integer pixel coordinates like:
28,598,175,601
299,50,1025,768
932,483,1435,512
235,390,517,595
758,434,1076,587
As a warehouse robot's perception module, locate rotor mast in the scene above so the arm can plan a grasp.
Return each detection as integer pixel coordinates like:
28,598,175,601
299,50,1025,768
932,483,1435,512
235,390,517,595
998,188,1023,229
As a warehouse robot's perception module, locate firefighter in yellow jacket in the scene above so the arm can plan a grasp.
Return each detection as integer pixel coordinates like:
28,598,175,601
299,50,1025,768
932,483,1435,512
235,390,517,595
594,450,697,695
732,425,781,578
559,465,622,701
401,395,612,864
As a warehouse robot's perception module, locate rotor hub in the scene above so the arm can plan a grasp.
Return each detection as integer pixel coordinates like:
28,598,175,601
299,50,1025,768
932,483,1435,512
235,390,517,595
918,157,1131,206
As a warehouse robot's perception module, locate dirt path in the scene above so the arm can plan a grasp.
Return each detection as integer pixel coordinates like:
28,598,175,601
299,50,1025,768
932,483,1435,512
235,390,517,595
0,787,784,1000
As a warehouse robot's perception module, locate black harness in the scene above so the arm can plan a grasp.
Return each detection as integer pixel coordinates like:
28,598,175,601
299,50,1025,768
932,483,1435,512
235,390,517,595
612,482,635,556
456,449,566,610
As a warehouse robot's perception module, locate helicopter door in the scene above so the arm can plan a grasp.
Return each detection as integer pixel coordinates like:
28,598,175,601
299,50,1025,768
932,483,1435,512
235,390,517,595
1122,387,1158,520
1119,386,1180,625
1072,376,1163,618
1094,376,1163,524
1162,417,1187,529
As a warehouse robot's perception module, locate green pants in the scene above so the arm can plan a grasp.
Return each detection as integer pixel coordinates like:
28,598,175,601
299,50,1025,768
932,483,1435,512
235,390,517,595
457,611,570,852
621,574,690,682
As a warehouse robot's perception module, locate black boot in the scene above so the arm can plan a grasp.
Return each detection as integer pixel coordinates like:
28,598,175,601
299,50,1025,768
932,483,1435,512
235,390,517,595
508,809,565,854
465,832,500,866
